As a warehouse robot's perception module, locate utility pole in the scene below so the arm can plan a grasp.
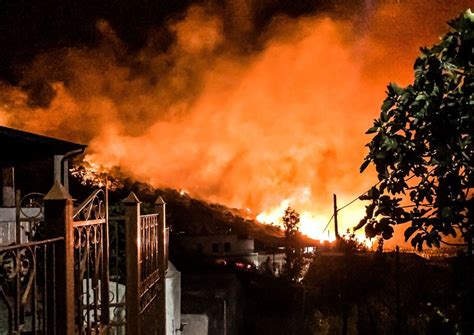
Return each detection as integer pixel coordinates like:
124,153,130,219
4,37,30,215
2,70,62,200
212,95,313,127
333,194,340,240
333,194,347,335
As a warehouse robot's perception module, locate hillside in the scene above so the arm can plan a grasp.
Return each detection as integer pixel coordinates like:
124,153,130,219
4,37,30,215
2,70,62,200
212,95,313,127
69,170,318,248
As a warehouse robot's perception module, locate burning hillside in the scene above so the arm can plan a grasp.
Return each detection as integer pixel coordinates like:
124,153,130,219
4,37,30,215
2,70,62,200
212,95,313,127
69,170,318,247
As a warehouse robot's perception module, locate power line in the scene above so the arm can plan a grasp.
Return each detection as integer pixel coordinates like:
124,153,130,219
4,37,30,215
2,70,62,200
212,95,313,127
322,213,334,235
337,195,365,212
322,181,380,233
321,167,436,234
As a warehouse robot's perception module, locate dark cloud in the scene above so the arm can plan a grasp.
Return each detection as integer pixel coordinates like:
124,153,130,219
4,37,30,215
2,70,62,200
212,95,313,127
0,0,373,82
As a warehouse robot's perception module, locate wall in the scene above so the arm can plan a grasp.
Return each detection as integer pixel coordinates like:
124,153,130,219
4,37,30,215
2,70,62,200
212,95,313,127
166,261,181,335
181,273,243,335
181,234,255,257
181,314,208,335
0,207,42,245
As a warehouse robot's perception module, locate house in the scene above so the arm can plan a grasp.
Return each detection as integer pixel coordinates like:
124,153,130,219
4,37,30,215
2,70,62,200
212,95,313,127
0,126,86,244
180,233,258,262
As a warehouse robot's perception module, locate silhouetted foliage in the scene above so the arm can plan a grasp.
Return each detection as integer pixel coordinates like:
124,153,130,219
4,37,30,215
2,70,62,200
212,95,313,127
303,251,471,335
357,10,474,251
281,207,305,281
338,229,368,254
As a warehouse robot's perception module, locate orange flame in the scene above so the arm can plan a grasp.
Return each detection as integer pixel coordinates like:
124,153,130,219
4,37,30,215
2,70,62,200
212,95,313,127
255,190,370,243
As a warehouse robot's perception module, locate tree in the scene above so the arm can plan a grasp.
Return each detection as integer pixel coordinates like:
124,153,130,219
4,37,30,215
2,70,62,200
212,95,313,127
282,207,305,281
338,229,368,254
357,10,474,251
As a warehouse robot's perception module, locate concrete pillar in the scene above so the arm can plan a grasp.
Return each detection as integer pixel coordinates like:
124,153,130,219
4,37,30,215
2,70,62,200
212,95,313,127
155,196,167,335
2,166,15,207
63,159,69,191
43,181,75,335
53,155,63,184
123,192,142,335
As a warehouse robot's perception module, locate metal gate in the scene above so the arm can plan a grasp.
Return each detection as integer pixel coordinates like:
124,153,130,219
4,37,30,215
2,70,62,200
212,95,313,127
0,184,166,335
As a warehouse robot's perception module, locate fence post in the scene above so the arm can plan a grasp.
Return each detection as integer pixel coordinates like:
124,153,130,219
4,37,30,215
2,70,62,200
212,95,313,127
43,181,75,335
123,192,141,335
155,197,167,335
101,184,110,325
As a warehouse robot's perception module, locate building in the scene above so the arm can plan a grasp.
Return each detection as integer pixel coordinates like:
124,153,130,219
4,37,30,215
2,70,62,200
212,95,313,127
0,126,86,245
166,261,182,335
177,232,294,276
181,233,256,259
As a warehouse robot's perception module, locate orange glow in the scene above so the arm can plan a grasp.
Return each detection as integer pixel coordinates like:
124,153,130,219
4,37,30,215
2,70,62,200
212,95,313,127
1,1,471,247
255,192,370,244
257,202,335,242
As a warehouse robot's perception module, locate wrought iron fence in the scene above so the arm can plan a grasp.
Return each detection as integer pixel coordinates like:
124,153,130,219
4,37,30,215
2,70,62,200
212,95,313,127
73,189,110,334
108,216,127,335
0,237,63,334
139,214,161,315
123,193,166,335
0,192,45,246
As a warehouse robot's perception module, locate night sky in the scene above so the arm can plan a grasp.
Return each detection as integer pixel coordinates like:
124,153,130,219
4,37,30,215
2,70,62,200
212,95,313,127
0,0,366,83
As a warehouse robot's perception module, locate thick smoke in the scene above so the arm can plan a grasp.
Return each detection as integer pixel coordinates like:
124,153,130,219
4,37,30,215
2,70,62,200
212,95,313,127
0,0,471,242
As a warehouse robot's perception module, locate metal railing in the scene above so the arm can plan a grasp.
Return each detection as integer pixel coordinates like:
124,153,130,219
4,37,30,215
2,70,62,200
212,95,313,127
73,189,110,334
0,237,64,334
108,216,127,334
0,192,45,246
139,214,161,317
140,214,160,291
123,193,166,335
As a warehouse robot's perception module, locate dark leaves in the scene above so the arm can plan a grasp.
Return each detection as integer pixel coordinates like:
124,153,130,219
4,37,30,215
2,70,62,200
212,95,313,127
365,126,379,134
404,226,417,241
359,10,473,250
387,82,404,97
359,159,371,173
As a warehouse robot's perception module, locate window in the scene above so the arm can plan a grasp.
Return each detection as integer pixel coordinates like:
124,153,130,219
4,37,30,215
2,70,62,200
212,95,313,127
212,243,219,253
224,242,231,252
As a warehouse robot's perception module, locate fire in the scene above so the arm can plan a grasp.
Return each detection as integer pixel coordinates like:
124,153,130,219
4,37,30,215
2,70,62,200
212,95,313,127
257,203,334,242
299,211,335,242
255,187,331,241
256,193,371,244
256,199,291,227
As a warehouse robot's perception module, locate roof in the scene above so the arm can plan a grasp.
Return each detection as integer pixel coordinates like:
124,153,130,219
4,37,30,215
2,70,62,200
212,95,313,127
0,126,87,164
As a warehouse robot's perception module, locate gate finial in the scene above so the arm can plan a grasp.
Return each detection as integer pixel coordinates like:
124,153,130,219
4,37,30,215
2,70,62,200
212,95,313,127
155,196,165,205
44,180,72,200
122,191,141,204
